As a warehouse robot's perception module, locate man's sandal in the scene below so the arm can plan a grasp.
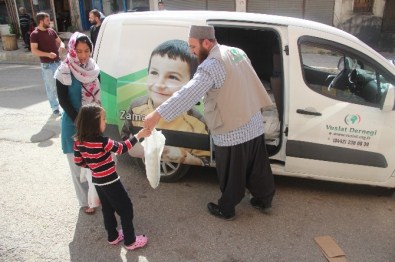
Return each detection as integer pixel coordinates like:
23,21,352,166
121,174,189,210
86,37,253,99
125,235,148,250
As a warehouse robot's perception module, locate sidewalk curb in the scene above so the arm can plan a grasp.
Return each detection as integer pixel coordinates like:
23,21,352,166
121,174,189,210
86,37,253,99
0,33,75,65
0,39,40,65
0,49,40,65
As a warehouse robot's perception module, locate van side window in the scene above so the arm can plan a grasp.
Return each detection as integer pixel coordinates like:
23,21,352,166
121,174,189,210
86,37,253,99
299,40,394,108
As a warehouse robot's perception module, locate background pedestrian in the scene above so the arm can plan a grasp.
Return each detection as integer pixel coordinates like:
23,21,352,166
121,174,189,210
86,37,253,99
88,9,102,47
18,7,30,49
30,12,65,115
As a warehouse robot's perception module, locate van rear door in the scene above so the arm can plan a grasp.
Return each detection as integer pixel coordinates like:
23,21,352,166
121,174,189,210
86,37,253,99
285,25,395,186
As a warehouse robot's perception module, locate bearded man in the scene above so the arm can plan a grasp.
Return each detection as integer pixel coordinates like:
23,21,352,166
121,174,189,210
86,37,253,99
88,9,103,47
30,12,65,115
144,25,276,220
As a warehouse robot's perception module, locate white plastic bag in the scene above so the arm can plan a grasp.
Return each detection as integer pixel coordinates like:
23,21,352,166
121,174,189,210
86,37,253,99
79,167,88,183
262,106,280,140
141,129,166,189
80,168,100,208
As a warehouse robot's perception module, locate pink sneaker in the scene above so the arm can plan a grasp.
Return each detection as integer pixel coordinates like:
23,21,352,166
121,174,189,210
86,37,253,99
125,235,148,250
108,229,124,245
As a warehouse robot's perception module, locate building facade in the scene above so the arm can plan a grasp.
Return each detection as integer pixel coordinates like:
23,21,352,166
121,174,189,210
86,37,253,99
2,0,394,51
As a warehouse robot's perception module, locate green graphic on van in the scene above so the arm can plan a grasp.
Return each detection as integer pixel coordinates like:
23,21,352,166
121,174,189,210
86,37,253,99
344,114,361,125
100,69,148,126
229,48,247,63
101,69,205,129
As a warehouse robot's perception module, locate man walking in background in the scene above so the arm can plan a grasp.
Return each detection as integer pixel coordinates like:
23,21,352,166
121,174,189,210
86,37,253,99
88,9,103,47
30,12,65,115
18,7,30,50
158,1,166,10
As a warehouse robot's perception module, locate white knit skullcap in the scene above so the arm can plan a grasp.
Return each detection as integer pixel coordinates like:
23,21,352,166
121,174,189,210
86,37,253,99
189,25,215,40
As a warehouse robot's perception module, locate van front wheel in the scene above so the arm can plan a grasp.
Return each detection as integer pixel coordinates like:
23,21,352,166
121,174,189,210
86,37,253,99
136,158,190,182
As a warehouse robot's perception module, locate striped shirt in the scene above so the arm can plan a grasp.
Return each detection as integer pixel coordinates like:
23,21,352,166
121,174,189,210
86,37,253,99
74,136,138,185
157,45,264,147
19,14,30,28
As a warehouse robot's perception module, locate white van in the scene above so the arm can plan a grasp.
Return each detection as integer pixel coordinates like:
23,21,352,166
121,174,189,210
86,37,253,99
94,11,395,188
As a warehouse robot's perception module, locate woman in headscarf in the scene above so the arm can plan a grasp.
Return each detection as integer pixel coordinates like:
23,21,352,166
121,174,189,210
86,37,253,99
55,32,100,214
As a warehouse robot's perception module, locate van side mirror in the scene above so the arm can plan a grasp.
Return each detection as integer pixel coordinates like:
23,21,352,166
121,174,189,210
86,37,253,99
382,84,395,111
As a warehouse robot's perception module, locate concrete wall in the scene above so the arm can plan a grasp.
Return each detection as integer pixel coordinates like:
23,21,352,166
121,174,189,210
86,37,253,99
236,0,246,12
150,0,156,11
102,0,112,16
67,0,394,52
333,0,394,51
0,24,10,37
70,0,83,32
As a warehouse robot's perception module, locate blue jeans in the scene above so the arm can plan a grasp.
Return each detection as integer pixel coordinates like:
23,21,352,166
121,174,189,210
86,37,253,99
40,62,60,112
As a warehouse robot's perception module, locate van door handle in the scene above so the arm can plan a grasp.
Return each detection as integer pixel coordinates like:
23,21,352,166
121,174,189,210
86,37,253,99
296,109,322,116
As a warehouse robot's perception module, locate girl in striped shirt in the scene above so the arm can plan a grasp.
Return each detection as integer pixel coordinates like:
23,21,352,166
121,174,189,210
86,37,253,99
74,103,151,250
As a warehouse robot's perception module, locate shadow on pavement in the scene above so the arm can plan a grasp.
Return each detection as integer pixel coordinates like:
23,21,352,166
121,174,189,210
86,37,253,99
68,209,126,262
274,175,395,197
31,114,60,147
68,203,152,261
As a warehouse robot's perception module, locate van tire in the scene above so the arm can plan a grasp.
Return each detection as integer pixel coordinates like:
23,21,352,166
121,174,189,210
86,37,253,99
136,158,190,182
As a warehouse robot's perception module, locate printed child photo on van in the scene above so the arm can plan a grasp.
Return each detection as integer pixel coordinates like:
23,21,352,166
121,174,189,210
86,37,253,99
121,39,210,166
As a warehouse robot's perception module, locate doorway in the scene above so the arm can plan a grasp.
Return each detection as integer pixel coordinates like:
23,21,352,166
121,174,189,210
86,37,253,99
54,0,70,32
382,0,395,33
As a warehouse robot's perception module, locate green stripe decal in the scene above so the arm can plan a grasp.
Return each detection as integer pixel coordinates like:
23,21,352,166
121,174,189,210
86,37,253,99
100,69,148,126
117,69,148,88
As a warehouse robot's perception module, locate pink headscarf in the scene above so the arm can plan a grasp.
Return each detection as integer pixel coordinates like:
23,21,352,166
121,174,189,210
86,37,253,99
55,32,100,105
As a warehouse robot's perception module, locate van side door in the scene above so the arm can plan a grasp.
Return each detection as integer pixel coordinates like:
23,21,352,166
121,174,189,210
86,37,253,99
285,26,395,186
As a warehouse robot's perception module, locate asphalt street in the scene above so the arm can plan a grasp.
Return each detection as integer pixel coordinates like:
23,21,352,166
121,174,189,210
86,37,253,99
0,64,394,262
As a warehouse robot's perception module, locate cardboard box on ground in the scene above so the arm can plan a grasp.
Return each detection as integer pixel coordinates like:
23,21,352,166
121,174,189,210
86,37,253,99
314,236,347,262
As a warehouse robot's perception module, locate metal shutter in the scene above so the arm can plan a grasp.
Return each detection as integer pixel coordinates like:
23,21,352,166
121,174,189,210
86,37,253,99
304,0,335,25
207,0,235,11
164,0,234,11
247,0,304,18
382,0,395,32
164,0,206,10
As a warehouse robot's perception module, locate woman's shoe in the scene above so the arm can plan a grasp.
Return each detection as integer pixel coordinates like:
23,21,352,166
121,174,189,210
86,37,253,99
84,207,95,214
109,229,124,245
125,235,148,250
